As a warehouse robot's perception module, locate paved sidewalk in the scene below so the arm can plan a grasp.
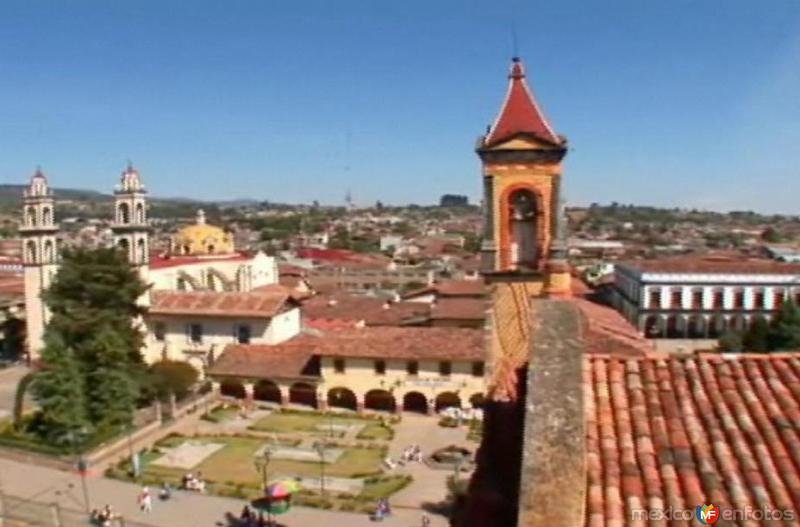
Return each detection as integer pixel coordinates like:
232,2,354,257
0,457,448,527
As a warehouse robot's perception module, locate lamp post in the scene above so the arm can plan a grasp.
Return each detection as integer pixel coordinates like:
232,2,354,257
314,443,326,498
253,445,274,492
65,428,91,515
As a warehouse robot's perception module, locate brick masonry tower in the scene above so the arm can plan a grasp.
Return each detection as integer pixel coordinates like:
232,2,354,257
477,57,570,296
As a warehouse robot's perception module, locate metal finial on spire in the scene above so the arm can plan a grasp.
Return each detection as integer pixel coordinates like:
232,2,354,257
511,19,519,60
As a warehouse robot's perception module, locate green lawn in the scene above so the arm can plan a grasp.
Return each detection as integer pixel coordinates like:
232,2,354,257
201,404,239,423
137,435,384,487
249,411,393,440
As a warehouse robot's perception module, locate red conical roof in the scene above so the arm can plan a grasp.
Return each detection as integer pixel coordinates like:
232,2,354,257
484,57,562,147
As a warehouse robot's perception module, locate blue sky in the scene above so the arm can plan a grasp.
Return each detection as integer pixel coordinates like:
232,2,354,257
1,1,799,212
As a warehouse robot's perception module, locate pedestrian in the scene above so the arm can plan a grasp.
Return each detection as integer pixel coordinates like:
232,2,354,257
138,486,152,513
422,512,431,527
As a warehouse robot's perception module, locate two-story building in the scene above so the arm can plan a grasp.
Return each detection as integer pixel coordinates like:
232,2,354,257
613,255,800,338
207,326,486,414
145,290,301,373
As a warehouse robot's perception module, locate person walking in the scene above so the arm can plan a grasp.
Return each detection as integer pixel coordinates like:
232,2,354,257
138,486,152,513
422,513,431,527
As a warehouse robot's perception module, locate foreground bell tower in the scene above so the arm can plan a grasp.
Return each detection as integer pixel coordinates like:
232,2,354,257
477,57,570,296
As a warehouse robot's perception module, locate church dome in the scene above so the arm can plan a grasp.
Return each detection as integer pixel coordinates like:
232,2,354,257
172,209,234,256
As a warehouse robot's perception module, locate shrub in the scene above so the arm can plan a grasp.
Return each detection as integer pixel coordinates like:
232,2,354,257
148,360,199,401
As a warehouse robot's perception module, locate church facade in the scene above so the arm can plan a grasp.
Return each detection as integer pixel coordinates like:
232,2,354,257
19,166,291,373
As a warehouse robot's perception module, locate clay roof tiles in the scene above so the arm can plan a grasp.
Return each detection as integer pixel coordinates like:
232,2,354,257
484,58,563,147
585,354,800,526
150,290,291,318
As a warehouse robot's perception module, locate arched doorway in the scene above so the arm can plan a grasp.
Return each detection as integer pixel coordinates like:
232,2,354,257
254,380,281,404
435,392,461,412
364,389,396,412
687,316,704,338
327,387,357,411
220,379,246,399
708,316,725,338
469,393,485,409
402,392,428,414
289,382,317,408
644,315,661,337
665,316,679,338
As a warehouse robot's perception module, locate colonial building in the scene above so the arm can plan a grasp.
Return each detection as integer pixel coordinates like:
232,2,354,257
612,255,800,338
208,327,486,415
19,167,286,369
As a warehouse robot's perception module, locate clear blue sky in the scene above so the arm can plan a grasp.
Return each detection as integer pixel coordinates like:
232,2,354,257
1,1,799,212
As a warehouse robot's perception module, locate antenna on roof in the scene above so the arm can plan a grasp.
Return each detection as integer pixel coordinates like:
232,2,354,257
511,19,519,59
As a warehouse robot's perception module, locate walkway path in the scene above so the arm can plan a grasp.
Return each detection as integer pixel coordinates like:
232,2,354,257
0,456,448,527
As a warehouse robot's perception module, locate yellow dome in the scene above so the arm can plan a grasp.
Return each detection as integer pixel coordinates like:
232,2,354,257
173,210,234,256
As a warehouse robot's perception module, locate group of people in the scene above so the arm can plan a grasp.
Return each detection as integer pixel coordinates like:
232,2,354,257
370,497,392,521
385,444,424,469
239,505,270,526
182,471,207,492
89,505,118,526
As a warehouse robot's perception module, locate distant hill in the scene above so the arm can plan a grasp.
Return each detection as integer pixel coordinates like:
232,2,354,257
0,184,108,205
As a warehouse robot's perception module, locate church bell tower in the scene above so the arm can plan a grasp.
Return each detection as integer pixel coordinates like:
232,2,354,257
20,168,59,358
477,57,570,296
111,163,150,307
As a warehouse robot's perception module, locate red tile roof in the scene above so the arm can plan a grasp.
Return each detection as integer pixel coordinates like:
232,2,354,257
620,255,800,275
585,354,800,527
301,295,429,326
430,298,487,321
209,345,316,380
241,327,485,361
484,58,563,147
150,290,291,318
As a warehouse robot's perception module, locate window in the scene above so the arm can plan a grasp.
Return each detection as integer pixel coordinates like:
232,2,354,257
236,325,251,344
333,359,346,374
374,360,386,375
472,361,485,377
154,322,166,342
406,360,419,376
712,289,724,309
753,290,765,310
775,291,785,310
648,289,661,309
189,323,203,344
691,289,703,310
670,289,683,309
733,289,745,309
439,361,452,377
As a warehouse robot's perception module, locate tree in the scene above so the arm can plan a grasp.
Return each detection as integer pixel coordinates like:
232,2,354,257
30,334,91,444
32,247,148,437
84,327,139,429
717,331,742,353
769,299,800,351
43,247,147,364
742,316,769,352
149,360,200,401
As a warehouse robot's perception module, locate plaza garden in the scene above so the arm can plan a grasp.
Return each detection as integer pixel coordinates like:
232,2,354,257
106,406,411,513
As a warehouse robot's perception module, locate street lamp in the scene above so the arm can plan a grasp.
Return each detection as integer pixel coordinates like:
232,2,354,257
253,444,274,492
314,443,326,497
64,428,91,514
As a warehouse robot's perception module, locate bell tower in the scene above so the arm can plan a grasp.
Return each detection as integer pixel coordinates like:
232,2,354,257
111,163,150,306
20,168,59,358
477,57,570,296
